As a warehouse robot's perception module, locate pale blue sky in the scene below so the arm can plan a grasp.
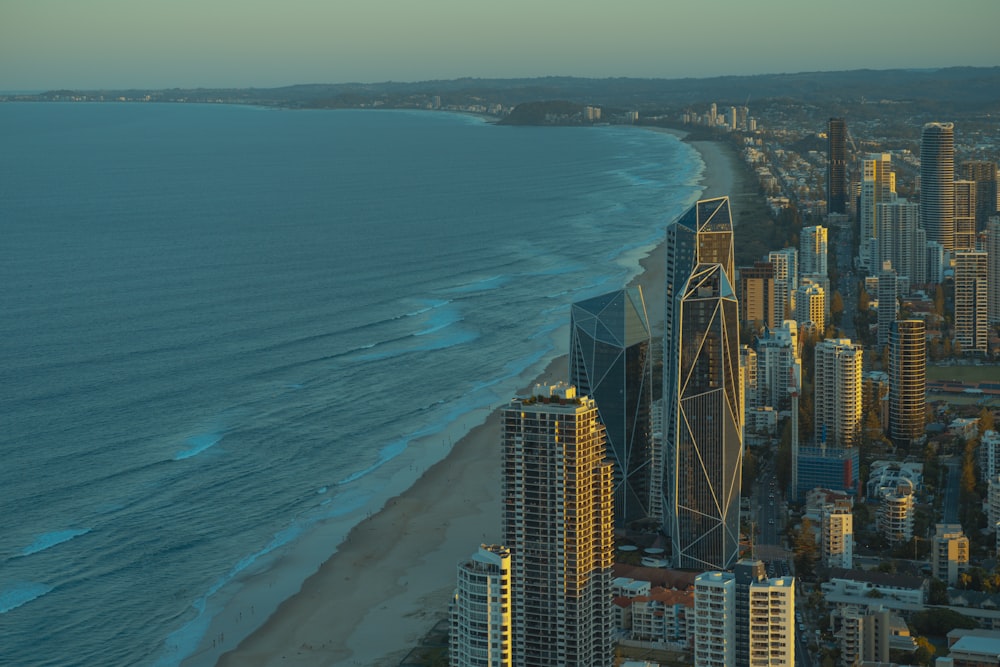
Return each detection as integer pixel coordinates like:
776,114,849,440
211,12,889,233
1,0,997,90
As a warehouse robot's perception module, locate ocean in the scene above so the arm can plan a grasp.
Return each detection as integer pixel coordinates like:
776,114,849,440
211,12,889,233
0,102,703,666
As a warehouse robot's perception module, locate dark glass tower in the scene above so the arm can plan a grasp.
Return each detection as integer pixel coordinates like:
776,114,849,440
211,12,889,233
671,261,742,570
828,118,847,215
570,286,653,526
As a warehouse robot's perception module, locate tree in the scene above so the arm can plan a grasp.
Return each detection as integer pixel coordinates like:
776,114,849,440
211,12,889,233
831,291,845,325
934,284,945,319
793,518,820,579
913,636,936,666
981,407,996,434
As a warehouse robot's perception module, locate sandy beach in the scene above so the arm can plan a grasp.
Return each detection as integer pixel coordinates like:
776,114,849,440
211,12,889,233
197,130,742,667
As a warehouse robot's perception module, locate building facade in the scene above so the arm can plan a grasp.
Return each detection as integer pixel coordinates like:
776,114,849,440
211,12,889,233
877,262,898,349
738,261,777,330
501,383,615,666
662,197,741,570
570,286,654,525
822,500,854,569
693,572,735,667
920,122,956,252
889,319,926,447
954,251,989,354
988,219,1000,324
931,524,970,586
814,339,863,449
451,545,513,667
800,225,828,277
954,179,978,252
828,118,848,215
859,153,896,272
876,198,924,287
767,248,798,325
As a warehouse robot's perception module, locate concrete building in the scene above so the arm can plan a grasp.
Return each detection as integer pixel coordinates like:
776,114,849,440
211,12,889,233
860,153,896,272
815,339,863,449
878,481,915,544
954,179,978,252
961,160,999,229
988,219,1000,324
796,281,826,334
954,251,989,354
876,198,924,287
693,571,735,667
451,545,513,667
877,262,898,349
501,383,614,666
801,225,829,277
570,287,654,525
747,576,795,667
980,430,1000,481
888,320,926,448
822,499,855,569
920,122,956,252
932,524,970,586
796,447,861,501
738,261,777,329
768,248,798,325
754,320,801,414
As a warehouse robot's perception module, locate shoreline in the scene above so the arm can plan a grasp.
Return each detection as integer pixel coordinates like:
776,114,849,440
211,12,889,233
193,131,743,667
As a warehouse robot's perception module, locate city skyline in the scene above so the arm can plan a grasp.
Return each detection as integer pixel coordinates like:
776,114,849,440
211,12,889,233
2,0,999,90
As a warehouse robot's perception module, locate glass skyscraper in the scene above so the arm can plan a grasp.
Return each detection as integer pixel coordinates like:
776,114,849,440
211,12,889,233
570,286,653,526
662,197,742,570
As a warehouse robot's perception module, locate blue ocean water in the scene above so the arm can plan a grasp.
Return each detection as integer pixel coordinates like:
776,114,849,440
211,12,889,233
0,102,703,666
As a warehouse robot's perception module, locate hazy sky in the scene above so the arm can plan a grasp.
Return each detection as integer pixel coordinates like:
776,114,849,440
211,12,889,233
2,0,998,90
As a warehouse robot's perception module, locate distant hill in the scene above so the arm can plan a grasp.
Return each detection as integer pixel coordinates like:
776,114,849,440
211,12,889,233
14,67,1000,117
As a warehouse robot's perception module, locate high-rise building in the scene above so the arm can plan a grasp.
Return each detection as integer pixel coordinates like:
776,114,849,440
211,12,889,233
501,383,614,666
828,118,848,215
693,572,735,667
926,240,946,285
737,261,776,329
920,122,956,251
889,320,926,448
859,153,896,271
987,218,1000,324
877,262,898,350
754,320,801,413
876,198,924,286
931,524,969,586
878,481,915,544
695,566,795,667
747,577,795,667
795,281,826,334
815,339,863,449
961,160,999,230
821,499,854,569
800,225,828,277
662,197,740,570
796,446,860,500
954,179,977,252
768,248,798,324
570,287,653,525
954,251,989,354
670,261,743,570
451,545,513,667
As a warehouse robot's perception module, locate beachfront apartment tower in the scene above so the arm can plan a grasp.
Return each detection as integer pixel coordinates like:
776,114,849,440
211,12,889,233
876,199,924,286
800,225,829,278
570,286,654,526
501,383,614,667
828,118,848,215
821,500,854,569
889,320,926,448
920,122,956,253
748,576,795,667
814,339,863,449
662,197,741,570
451,544,513,667
954,251,989,354
859,153,896,272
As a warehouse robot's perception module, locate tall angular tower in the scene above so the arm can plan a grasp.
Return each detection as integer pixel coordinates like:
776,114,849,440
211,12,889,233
920,122,955,252
570,287,653,525
828,118,848,215
662,197,741,570
501,383,614,667
673,262,742,570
